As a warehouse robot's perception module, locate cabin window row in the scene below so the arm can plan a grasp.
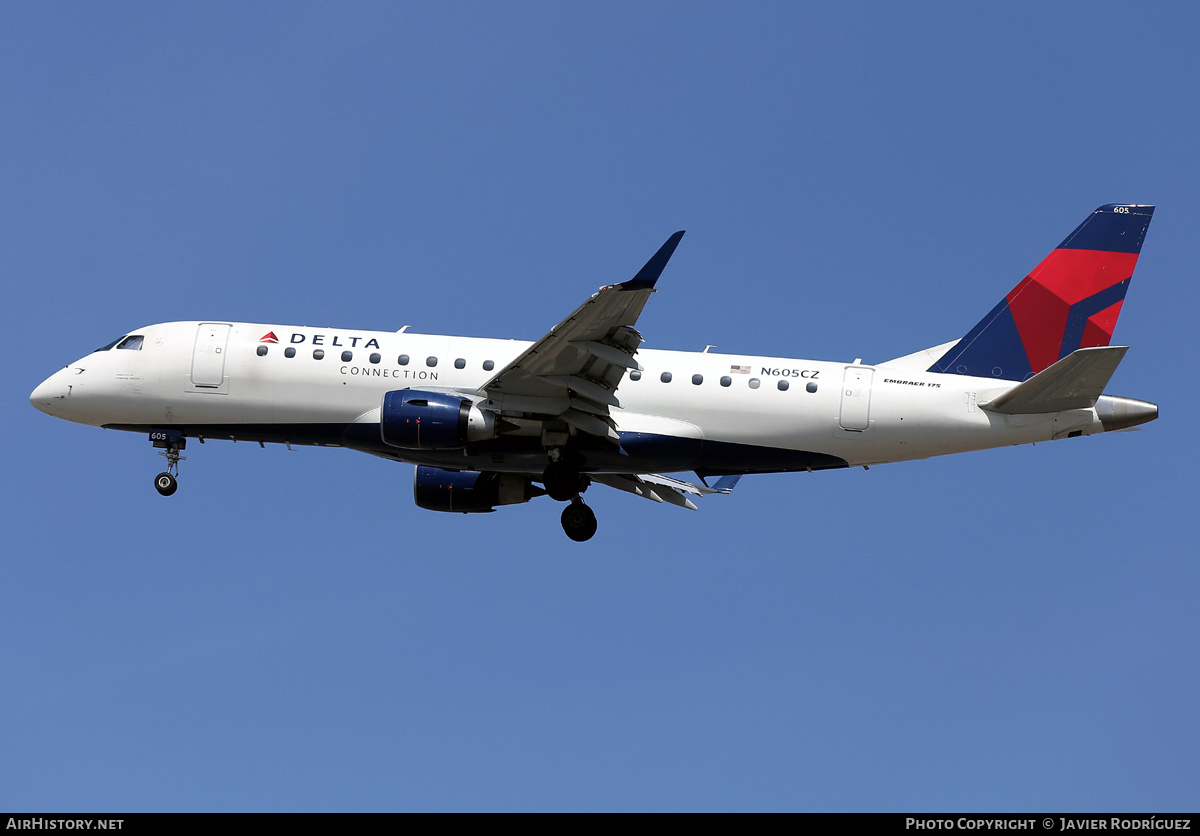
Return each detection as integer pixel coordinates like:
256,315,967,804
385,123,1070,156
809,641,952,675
254,347,813,392
627,369,818,393
255,346,496,371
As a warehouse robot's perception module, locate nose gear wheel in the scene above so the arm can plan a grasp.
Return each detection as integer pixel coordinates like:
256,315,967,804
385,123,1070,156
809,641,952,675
154,472,178,496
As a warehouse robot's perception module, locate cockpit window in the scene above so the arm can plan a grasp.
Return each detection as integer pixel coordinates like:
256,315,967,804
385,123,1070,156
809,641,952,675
95,336,123,352
116,335,144,350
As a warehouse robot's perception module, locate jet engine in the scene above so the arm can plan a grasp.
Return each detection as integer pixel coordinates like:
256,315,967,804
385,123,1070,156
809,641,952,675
380,390,496,450
413,466,542,513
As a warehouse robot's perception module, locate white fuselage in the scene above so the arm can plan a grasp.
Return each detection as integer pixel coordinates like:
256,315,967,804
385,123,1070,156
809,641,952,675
30,320,1112,476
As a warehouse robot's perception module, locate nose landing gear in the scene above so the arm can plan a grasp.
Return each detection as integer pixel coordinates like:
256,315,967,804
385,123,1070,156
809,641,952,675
150,430,186,497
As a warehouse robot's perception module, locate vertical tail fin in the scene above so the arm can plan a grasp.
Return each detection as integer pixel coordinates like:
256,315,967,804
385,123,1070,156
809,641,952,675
929,204,1155,381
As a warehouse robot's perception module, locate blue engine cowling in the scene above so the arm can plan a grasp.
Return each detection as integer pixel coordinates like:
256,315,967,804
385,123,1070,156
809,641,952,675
413,466,540,513
381,390,494,450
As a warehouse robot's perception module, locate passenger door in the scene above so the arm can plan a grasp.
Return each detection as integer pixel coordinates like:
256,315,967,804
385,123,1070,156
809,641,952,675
190,323,231,392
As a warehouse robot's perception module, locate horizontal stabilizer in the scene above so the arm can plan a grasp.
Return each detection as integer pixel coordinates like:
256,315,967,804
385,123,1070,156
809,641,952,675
980,345,1128,415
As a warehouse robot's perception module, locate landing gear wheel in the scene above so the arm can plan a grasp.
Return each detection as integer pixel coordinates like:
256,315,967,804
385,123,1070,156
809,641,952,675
561,501,598,542
154,471,178,497
543,461,585,502
151,433,186,496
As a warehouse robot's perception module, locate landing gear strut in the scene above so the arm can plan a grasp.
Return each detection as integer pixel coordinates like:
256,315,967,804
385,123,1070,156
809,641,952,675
151,431,186,497
543,460,586,502
561,499,598,542
544,449,596,541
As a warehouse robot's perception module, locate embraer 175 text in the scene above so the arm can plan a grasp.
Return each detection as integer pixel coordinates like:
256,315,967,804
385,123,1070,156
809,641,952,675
32,205,1158,541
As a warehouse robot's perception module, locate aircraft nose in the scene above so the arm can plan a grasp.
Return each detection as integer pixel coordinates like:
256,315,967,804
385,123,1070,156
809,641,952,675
30,371,68,415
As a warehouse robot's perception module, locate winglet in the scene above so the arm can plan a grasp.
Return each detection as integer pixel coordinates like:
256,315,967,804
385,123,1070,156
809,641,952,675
618,230,686,290
711,474,742,493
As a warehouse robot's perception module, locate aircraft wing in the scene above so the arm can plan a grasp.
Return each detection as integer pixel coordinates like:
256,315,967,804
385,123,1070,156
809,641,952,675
589,472,741,510
477,231,685,441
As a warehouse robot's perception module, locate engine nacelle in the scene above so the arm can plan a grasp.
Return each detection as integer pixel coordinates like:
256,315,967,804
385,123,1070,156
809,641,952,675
413,466,539,513
380,390,495,450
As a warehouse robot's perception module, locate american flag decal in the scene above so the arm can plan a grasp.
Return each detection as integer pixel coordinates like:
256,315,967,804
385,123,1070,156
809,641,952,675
730,365,750,374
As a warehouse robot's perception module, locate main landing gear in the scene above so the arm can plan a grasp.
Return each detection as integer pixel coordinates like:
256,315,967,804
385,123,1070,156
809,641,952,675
543,460,597,542
150,431,186,497
561,499,598,543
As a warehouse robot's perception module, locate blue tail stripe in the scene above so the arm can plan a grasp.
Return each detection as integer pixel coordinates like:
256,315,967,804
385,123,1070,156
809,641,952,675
1057,278,1130,361
1057,205,1154,254
929,301,1034,381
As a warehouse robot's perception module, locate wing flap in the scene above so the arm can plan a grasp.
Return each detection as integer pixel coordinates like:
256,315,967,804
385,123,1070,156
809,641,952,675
590,473,698,509
575,339,641,370
542,374,622,408
560,407,619,440
588,471,743,510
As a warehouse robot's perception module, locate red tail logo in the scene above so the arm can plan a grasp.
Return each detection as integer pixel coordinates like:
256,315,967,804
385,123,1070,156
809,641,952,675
260,332,279,343
929,204,1153,381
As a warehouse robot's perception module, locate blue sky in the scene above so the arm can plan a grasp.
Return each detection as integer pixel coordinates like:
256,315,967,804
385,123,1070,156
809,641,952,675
3,2,1197,812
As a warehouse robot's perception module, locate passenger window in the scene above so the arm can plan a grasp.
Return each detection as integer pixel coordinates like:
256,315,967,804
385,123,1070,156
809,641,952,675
427,356,438,367
285,347,296,358
341,351,353,362
720,376,732,387
256,345,268,357
313,349,324,360
483,360,495,371
398,354,410,365
778,379,789,391
806,382,818,393
454,358,466,369
116,335,144,350
629,370,642,381
660,372,672,383
692,374,703,385
748,378,761,389
370,353,381,364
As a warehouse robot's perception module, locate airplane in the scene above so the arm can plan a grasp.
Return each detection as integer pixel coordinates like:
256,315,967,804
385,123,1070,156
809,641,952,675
30,204,1158,542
